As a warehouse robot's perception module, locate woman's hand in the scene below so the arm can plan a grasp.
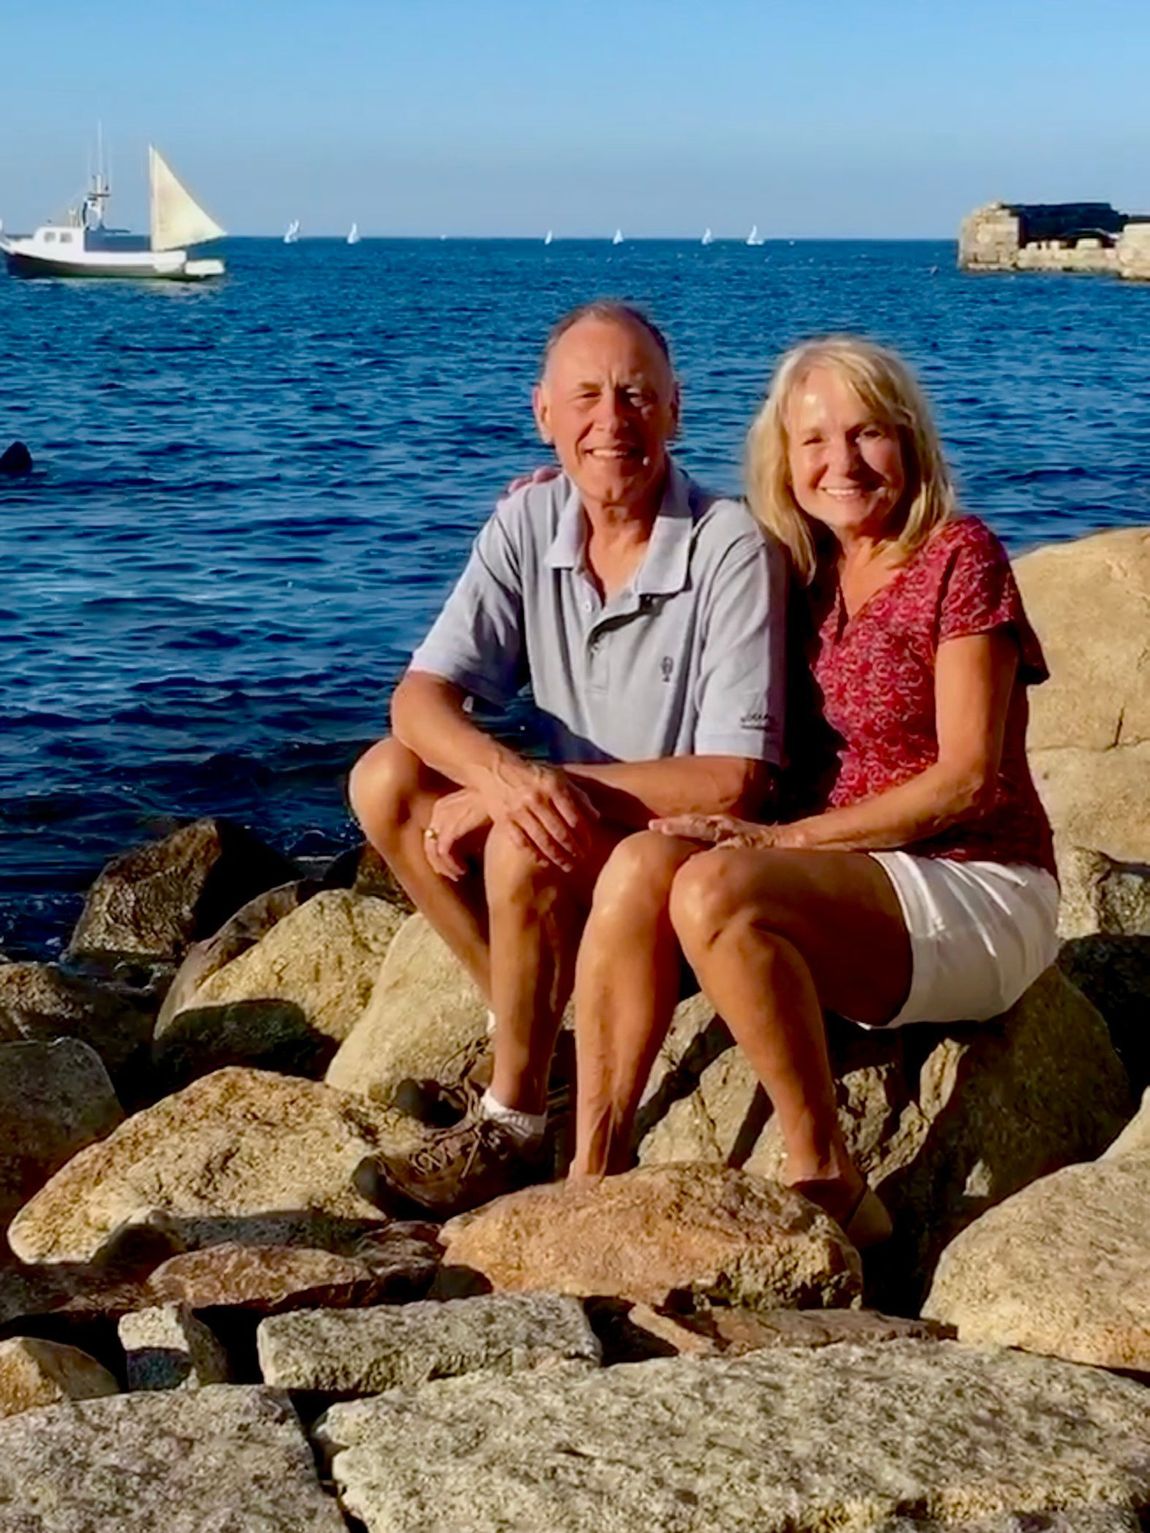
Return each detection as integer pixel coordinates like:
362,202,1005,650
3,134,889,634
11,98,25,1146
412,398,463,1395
505,465,561,495
650,812,781,849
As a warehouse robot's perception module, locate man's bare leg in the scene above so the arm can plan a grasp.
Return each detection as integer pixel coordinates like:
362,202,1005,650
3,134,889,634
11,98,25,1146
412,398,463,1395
349,737,491,998
570,831,700,1177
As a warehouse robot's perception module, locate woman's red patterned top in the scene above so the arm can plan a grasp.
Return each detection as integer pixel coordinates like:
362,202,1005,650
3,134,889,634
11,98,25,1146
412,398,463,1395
803,515,1056,874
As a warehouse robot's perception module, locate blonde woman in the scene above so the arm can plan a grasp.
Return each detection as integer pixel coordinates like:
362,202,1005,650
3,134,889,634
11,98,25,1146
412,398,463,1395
571,335,1058,1245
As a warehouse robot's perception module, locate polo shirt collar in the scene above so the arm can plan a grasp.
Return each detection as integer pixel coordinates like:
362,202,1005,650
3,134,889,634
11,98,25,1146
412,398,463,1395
543,460,695,595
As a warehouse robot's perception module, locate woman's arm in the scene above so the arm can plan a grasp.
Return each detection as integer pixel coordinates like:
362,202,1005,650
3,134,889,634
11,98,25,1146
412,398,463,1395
656,631,1018,852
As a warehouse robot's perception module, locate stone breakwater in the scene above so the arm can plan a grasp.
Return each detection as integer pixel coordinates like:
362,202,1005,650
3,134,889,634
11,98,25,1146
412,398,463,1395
0,526,1147,1531
959,200,1150,280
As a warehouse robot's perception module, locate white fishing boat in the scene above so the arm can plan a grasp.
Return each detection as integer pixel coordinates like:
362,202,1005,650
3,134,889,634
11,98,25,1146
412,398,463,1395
701,227,713,246
746,224,763,246
347,222,360,245
612,227,624,245
1,145,226,281
283,219,300,244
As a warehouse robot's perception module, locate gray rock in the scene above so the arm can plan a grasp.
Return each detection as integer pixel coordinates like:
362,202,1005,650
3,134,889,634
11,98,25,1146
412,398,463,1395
0,1385,345,1530
118,1304,230,1390
923,1154,1150,1371
0,964,153,1083
315,1339,1150,1533
0,1039,122,1237
68,818,299,965
1057,846,1150,938
259,1292,600,1394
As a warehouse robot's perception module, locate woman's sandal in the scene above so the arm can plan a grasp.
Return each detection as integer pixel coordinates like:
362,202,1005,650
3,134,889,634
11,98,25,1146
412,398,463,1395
840,1185,893,1251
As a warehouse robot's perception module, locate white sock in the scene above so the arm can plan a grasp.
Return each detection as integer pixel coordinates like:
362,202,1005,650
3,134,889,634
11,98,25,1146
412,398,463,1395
485,1009,497,1036
480,1089,546,1146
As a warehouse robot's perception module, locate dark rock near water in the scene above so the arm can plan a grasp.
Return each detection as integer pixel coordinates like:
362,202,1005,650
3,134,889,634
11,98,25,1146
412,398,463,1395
322,841,414,910
0,963,153,1090
67,818,300,966
0,441,32,476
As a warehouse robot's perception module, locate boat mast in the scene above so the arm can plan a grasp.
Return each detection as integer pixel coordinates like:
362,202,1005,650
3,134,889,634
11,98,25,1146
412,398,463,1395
83,122,111,230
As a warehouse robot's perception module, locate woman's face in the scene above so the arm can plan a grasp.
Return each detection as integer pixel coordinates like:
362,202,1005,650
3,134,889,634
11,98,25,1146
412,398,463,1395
785,366,907,542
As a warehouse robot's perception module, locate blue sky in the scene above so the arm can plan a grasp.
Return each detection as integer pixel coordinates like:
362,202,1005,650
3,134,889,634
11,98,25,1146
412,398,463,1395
2,0,1148,237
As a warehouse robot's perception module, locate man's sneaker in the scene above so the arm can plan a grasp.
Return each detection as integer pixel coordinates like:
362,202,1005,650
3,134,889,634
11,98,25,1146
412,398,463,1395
368,1114,550,1219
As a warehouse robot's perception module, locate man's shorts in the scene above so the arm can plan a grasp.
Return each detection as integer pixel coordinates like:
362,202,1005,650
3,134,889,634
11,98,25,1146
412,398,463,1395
862,852,1060,1028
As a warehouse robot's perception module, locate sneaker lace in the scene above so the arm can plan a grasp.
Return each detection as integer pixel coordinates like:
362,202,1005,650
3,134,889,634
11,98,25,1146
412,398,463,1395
408,1116,513,1178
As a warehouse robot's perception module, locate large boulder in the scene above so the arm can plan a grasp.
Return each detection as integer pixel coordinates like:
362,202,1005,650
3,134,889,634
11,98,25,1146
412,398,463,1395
6,1067,425,1265
0,1040,122,1241
1014,526,1150,862
0,1386,346,1530
315,1340,1150,1533
153,890,406,1087
0,963,153,1086
0,1337,118,1418
67,818,299,966
439,1164,861,1312
922,1150,1150,1373
638,968,1132,1307
326,914,490,1103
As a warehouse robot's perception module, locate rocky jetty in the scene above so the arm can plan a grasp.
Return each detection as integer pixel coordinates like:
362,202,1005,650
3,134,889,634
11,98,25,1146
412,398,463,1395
0,526,1146,1529
959,200,1150,280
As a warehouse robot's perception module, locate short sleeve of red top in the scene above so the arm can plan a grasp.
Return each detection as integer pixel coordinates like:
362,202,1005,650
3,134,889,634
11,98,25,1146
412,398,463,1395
807,516,1056,874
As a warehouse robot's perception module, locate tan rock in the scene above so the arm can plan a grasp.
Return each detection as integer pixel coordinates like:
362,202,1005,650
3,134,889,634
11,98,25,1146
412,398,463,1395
923,1154,1150,1372
1014,526,1150,861
118,1304,230,1390
326,913,489,1102
0,1039,122,1236
6,1066,426,1264
0,1337,118,1417
1057,847,1150,938
154,891,406,1086
1103,1087,1150,1159
639,968,1131,1307
440,1163,861,1311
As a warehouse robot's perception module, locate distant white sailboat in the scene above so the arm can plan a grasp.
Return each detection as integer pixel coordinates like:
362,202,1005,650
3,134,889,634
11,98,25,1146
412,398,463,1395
701,227,713,246
283,219,300,245
746,224,763,246
347,222,360,245
612,227,624,245
544,229,553,245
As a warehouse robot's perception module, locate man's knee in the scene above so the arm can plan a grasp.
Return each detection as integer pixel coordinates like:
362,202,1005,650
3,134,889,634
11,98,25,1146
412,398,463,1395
348,737,423,843
484,822,568,907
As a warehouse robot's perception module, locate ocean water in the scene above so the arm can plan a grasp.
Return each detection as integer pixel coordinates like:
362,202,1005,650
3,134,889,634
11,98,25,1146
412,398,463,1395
1,237,1148,958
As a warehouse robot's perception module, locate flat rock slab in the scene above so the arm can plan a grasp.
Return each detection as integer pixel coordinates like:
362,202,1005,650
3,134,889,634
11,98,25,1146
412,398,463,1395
149,1239,435,1314
0,1385,346,1530
7,1066,424,1264
923,1154,1150,1371
603,1303,956,1361
259,1292,600,1393
316,1339,1150,1533
440,1163,860,1311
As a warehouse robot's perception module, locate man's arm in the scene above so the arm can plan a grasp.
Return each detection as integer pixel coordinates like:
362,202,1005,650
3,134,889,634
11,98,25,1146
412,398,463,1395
563,755,775,828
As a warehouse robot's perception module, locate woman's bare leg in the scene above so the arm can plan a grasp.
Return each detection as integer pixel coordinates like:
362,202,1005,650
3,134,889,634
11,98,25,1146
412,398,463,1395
669,846,911,1223
571,832,699,1177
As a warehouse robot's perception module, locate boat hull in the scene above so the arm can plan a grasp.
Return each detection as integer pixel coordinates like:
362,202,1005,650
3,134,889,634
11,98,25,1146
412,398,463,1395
2,247,224,281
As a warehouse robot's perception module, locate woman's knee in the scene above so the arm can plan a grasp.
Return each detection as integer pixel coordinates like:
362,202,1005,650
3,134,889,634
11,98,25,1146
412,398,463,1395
670,848,766,949
589,831,686,929
347,737,422,841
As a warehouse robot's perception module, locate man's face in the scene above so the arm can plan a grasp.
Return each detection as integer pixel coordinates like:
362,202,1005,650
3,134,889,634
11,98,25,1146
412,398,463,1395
533,317,679,510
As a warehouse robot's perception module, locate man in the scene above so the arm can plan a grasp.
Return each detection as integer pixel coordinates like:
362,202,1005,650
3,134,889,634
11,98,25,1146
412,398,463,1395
349,300,785,1216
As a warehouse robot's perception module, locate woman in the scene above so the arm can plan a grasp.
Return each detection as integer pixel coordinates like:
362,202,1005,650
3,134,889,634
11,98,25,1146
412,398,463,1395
570,335,1058,1246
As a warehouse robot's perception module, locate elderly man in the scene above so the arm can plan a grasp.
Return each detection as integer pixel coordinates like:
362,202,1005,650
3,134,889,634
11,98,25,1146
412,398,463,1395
349,300,785,1216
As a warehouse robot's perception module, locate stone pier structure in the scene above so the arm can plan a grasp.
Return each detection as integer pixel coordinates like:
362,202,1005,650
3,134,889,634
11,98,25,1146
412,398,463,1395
959,201,1150,280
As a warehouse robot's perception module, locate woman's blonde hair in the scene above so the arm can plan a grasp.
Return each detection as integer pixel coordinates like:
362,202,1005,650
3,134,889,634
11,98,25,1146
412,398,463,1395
745,335,957,584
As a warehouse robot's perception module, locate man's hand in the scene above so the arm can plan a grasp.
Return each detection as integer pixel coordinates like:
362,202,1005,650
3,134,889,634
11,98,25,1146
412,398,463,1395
477,757,599,871
650,812,782,850
423,789,493,881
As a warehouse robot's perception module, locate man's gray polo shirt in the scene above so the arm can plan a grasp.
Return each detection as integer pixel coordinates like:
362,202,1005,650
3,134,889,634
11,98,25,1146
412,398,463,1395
409,462,786,766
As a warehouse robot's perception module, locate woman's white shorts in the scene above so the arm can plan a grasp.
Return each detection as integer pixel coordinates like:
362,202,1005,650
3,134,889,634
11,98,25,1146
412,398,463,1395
864,852,1060,1028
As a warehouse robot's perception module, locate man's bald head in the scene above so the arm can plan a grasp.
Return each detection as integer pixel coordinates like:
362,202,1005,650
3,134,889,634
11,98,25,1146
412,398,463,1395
539,301,673,383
